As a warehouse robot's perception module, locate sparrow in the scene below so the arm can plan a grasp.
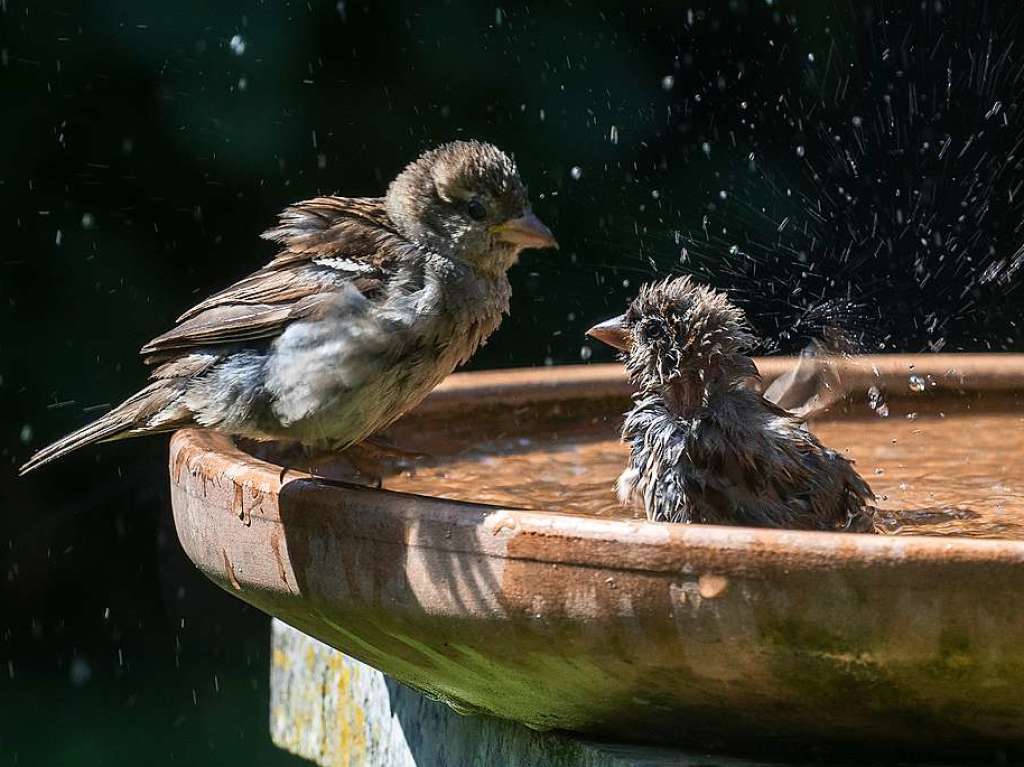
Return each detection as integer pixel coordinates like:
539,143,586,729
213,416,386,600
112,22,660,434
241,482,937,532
20,140,557,474
586,276,875,532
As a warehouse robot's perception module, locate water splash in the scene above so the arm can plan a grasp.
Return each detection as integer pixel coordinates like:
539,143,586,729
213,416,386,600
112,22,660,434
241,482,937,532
673,2,1024,354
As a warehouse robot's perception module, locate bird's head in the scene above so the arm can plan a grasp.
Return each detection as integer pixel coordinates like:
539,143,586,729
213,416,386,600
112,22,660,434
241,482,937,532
385,140,558,275
587,276,757,390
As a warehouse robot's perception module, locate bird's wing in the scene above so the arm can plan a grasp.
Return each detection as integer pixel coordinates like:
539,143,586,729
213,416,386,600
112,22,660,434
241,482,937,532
140,196,405,360
258,195,396,266
761,342,845,422
684,397,869,529
141,294,334,357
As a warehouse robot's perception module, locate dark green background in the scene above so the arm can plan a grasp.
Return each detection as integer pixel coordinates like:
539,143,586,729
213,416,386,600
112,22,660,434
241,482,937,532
3,1,1023,764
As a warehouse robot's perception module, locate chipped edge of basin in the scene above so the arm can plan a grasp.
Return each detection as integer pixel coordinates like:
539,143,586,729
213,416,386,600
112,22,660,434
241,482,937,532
169,354,1024,750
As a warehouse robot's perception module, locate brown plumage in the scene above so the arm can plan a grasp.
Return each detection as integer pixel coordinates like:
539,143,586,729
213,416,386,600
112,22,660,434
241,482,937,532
587,276,875,532
140,197,401,362
21,141,558,474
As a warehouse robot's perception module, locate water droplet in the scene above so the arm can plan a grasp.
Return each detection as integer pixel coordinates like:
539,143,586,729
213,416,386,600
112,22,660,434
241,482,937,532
661,75,675,91
867,386,889,418
718,190,728,200
728,245,739,255
795,145,806,158
807,52,815,63
81,212,95,229
579,346,592,361
569,166,582,180
908,374,926,393
851,115,863,127
229,35,246,56
19,424,33,444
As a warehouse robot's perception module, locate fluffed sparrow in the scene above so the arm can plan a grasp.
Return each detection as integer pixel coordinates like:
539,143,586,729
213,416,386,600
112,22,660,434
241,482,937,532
21,140,557,474
587,276,874,532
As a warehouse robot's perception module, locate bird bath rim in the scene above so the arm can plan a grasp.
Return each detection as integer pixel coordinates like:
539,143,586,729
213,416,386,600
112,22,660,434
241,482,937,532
170,429,1024,572
174,352,1024,560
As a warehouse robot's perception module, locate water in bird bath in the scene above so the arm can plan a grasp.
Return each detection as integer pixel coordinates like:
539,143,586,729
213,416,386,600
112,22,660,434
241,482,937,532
384,397,1024,540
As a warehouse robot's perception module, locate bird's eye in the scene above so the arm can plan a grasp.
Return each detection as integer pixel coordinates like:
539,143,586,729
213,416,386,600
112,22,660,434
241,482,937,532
639,320,666,342
466,199,488,221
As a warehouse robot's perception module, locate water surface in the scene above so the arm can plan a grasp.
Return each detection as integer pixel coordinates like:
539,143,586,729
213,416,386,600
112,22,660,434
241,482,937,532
385,408,1024,540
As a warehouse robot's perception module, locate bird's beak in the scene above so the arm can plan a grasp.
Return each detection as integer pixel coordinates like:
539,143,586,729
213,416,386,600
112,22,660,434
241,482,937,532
586,313,631,351
492,210,559,251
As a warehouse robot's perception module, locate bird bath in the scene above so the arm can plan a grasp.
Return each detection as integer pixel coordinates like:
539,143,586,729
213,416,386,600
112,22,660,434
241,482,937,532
169,355,1024,753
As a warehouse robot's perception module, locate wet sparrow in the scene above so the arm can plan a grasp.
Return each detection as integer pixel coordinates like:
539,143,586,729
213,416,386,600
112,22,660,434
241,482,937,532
21,140,557,474
587,276,874,532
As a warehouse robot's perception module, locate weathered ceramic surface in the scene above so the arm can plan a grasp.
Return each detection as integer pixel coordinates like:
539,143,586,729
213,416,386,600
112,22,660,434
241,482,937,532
169,355,1024,750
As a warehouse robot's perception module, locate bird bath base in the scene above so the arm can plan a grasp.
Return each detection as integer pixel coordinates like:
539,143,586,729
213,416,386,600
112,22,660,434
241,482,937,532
169,357,1024,757
269,619,797,767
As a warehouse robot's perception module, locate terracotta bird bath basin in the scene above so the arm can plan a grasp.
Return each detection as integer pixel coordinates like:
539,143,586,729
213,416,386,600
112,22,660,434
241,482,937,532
169,355,1024,752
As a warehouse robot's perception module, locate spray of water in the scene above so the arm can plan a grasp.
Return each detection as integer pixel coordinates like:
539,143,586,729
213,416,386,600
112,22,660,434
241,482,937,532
675,2,1024,354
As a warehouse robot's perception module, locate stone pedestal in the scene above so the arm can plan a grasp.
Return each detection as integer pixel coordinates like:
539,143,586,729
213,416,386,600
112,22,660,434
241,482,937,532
269,620,793,767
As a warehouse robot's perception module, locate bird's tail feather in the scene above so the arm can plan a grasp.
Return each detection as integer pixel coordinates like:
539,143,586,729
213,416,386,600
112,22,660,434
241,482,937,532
19,382,190,475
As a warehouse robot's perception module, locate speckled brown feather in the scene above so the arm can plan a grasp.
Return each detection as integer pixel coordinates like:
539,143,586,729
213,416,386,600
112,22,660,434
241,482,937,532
260,197,395,253
143,197,402,358
22,192,402,469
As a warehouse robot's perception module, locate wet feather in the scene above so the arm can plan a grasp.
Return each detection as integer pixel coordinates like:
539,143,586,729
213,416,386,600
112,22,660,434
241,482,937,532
607,276,875,531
